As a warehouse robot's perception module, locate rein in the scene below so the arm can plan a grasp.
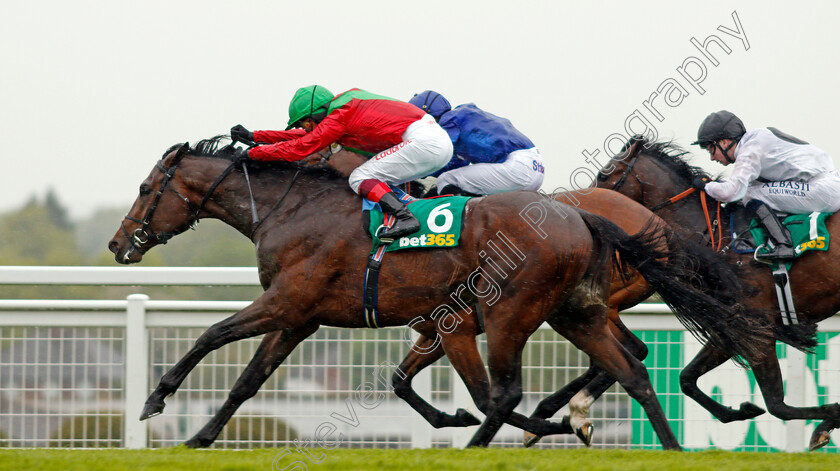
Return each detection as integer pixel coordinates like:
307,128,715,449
231,138,301,237
248,169,301,239
699,190,723,251
647,187,722,251
607,148,725,251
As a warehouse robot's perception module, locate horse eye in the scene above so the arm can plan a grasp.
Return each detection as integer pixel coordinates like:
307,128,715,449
597,172,609,182
139,186,151,196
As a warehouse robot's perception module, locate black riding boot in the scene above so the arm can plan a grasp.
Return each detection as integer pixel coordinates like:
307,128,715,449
377,192,420,240
752,202,796,261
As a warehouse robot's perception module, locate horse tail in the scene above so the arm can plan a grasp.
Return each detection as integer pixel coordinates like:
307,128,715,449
577,210,774,366
774,323,818,353
666,233,817,354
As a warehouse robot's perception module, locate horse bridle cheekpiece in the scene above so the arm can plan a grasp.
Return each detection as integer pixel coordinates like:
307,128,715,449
598,141,641,192
120,149,199,254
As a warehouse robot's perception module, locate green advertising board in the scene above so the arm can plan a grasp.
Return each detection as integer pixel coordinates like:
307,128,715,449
630,331,840,452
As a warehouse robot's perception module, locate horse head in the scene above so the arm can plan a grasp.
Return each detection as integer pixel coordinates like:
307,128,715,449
108,140,227,264
595,135,712,209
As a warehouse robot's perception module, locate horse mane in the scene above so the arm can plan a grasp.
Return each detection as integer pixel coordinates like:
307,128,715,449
624,135,714,183
164,135,344,180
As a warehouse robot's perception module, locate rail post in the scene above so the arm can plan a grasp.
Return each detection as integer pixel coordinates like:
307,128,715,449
124,294,150,448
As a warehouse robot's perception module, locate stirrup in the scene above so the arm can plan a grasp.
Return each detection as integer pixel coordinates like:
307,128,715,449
754,243,796,262
379,219,420,241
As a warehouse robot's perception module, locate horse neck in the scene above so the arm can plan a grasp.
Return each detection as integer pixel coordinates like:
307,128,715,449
660,192,730,238
182,157,352,240
639,162,730,242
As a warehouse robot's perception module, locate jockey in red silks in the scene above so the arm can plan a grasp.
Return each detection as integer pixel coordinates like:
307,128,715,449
231,86,452,240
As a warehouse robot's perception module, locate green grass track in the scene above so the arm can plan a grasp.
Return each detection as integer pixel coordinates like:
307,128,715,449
3,447,839,471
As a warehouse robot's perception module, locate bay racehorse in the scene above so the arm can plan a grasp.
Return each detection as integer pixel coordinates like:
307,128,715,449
108,137,768,449
320,149,760,446
592,135,838,450
388,187,759,447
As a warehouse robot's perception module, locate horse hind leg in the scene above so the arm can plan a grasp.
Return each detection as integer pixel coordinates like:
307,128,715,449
553,315,682,451
392,333,480,428
525,313,648,447
184,324,318,448
748,345,840,449
433,319,574,447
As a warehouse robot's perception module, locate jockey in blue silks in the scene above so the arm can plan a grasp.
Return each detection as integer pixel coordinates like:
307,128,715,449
409,90,544,196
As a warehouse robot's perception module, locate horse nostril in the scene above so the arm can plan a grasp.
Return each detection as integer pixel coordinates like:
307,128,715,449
108,240,119,254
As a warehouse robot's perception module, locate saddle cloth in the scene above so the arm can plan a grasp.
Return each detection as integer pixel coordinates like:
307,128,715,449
364,194,471,253
731,207,831,257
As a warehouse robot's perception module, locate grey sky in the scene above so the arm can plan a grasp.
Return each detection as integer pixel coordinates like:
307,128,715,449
2,1,838,219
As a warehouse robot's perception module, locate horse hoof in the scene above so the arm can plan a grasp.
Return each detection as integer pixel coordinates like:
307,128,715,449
455,408,481,427
809,431,831,451
523,431,542,448
139,400,165,421
574,422,594,447
185,435,213,448
738,402,766,420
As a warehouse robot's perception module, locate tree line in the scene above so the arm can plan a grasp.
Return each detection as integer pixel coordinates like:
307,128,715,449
0,190,262,300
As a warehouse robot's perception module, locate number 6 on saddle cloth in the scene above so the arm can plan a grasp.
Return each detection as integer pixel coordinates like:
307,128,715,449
361,189,473,328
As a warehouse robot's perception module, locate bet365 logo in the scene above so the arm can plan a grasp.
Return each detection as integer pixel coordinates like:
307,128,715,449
794,236,825,254
398,202,456,247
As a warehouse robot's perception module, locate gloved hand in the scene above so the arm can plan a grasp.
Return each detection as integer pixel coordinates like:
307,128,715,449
232,147,250,164
230,124,254,143
692,176,710,190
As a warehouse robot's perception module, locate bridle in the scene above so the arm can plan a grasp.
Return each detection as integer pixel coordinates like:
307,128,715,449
120,143,301,256
120,150,239,255
599,148,724,251
601,152,641,193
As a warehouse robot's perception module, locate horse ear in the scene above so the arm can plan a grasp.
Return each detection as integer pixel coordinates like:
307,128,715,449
618,137,644,161
161,142,190,166
172,142,190,164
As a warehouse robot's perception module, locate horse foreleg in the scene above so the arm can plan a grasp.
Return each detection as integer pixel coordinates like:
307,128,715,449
392,334,481,428
679,343,766,423
184,324,318,448
748,345,840,450
141,290,291,421
522,368,601,448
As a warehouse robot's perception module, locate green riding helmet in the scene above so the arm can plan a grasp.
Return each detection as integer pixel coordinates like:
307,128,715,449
286,85,335,130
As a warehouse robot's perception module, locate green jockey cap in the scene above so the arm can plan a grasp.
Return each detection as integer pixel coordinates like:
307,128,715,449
286,85,335,130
